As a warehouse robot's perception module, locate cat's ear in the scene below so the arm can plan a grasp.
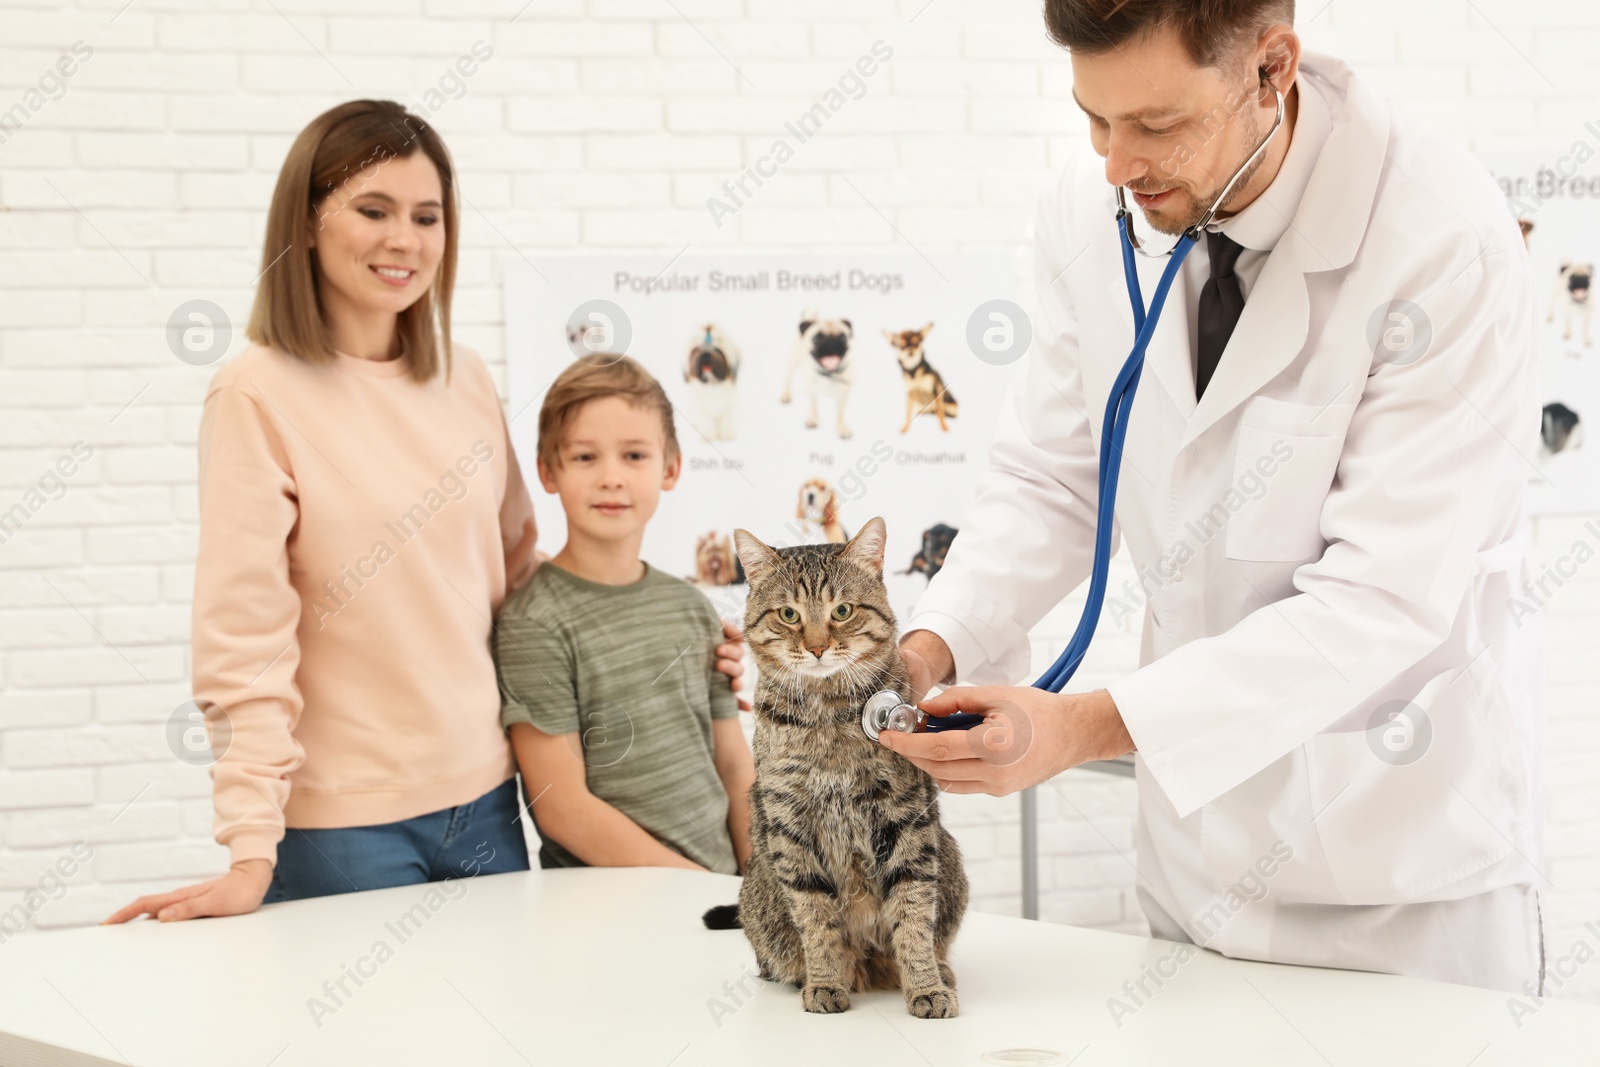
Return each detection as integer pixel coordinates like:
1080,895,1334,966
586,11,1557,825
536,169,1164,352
733,529,781,586
840,516,887,574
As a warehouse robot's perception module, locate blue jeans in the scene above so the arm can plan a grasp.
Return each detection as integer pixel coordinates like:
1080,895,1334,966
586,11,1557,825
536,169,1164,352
262,775,530,904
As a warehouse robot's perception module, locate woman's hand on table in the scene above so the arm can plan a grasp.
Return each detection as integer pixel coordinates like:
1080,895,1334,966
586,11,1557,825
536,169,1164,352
100,859,274,924
716,618,751,712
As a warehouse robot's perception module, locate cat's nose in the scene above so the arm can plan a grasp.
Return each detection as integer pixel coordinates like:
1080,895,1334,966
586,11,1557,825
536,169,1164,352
808,645,827,658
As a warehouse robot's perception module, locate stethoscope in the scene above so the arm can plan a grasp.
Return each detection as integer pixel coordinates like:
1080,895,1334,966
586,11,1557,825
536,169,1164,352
864,77,1288,742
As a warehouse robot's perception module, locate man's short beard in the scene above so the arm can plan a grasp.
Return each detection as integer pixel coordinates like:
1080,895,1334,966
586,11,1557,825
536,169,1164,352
1145,105,1267,237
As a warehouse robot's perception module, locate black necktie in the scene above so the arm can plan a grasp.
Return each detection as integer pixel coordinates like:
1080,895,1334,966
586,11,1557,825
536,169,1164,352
1196,229,1246,401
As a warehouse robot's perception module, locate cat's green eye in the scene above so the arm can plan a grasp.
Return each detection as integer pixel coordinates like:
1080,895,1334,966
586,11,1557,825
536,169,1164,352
779,606,800,624
832,603,853,621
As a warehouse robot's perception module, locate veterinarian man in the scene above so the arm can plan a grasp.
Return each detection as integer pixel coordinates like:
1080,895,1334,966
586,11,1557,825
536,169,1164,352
888,1,1545,996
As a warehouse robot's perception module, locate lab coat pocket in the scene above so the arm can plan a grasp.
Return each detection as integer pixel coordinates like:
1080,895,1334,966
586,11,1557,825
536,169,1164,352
1225,397,1358,563
1302,649,1522,905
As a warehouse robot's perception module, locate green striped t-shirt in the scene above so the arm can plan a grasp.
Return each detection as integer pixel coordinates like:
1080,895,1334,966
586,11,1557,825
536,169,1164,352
493,560,739,874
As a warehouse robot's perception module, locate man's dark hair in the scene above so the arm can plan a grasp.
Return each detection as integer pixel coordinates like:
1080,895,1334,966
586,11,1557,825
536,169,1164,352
1044,0,1295,69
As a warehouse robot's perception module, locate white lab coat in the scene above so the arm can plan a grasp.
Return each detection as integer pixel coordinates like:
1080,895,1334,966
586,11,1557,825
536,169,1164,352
909,51,1546,992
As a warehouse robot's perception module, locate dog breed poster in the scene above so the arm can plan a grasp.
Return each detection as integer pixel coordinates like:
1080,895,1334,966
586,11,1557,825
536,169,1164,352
1484,151,1600,514
504,254,1023,626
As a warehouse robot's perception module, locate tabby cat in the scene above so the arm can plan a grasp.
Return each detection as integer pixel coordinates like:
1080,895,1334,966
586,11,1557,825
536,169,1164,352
701,516,968,1018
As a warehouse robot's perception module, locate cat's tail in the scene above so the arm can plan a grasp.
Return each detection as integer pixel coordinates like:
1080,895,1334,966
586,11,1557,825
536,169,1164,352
702,903,741,930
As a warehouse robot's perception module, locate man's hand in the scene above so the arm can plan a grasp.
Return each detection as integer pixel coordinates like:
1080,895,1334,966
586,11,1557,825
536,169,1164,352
101,858,274,924
899,629,955,702
716,618,751,712
876,687,1132,795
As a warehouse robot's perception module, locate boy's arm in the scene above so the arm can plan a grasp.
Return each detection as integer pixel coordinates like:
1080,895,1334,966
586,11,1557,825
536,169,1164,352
497,612,703,871
711,717,755,875
508,722,707,871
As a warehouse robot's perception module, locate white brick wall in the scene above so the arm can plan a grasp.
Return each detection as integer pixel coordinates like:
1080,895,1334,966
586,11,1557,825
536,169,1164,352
1,0,1594,1005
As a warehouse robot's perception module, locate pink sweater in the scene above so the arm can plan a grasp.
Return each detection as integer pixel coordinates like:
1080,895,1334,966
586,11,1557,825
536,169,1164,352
192,342,539,867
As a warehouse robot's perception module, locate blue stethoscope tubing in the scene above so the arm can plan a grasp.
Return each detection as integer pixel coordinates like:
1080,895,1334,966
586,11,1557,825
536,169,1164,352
920,219,1196,731
915,79,1284,730
1032,219,1197,695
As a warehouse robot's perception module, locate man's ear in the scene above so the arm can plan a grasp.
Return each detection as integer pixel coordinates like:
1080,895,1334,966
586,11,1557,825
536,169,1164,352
733,529,781,587
840,515,886,574
661,450,683,491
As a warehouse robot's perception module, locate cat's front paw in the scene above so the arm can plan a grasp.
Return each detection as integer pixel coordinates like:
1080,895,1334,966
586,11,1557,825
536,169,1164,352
907,987,958,1019
801,983,851,1014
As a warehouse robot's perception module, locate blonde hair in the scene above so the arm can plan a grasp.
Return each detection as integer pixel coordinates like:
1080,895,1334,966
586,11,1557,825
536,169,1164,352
246,99,458,383
537,355,680,471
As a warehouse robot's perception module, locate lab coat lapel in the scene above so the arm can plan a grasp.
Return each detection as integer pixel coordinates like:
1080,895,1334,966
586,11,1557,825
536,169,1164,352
1177,51,1391,449
1183,254,1311,447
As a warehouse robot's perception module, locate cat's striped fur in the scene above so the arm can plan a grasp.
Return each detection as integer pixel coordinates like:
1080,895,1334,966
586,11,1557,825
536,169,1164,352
702,516,968,1018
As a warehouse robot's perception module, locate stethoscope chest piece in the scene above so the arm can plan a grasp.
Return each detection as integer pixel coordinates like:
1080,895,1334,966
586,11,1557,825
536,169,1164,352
861,690,924,740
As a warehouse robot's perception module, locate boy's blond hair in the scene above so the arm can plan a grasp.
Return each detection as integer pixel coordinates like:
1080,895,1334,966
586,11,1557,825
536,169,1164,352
537,354,681,471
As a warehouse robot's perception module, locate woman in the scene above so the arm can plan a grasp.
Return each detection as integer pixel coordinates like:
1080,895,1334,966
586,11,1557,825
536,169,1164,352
105,100,745,922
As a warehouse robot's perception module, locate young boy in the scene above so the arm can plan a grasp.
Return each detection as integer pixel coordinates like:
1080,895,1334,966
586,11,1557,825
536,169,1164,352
494,354,754,875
